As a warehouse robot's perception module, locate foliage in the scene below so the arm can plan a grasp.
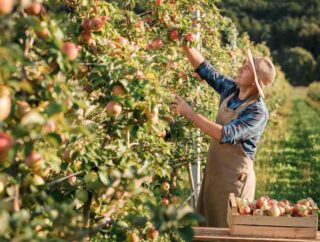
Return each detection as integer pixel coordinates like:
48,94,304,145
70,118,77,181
307,81,320,102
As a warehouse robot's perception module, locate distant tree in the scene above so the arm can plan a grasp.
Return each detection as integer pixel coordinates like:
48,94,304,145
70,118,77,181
280,47,317,86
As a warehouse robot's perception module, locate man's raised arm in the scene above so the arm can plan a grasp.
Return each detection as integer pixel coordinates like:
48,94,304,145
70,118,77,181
182,45,205,69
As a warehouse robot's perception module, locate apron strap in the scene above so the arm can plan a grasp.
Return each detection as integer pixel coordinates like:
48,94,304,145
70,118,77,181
235,93,260,112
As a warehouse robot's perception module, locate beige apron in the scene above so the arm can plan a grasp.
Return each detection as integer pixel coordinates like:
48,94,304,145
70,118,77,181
196,92,259,228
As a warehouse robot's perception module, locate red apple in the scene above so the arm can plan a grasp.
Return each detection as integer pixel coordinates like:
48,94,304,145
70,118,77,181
151,38,163,49
169,29,179,41
89,17,104,31
185,33,194,42
0,0,14,14
239,206,251,215
268,199,278,207
43,120,56,133
106,101,122,117
147,227,159,241
291,204,299,216
256,196,268,209
0,133,13,156
117,36,128,47
25,3,42,15
62,42,78,61
281,199,290,206
25,152,43,173
80,31,94,45
155,0,163,6
161,197,169,205
81,18,90,31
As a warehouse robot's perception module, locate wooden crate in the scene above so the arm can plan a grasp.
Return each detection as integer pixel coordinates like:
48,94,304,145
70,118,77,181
227,193,318,239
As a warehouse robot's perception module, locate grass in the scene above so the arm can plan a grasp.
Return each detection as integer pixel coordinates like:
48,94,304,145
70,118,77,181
256,87,320,227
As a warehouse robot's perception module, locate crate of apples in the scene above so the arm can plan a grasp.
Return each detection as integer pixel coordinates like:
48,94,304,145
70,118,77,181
227,193,318,239
235,195,313,217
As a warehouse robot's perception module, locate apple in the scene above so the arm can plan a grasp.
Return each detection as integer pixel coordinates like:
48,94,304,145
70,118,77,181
111,85,125,96
81,18,90,31
84,171,102,190
253,209,264,216
25,152,43,173
170,195,180,205
62,42,78,61
268,205,280,217
260,203,271,212
279,206,285,216
239,206,251,215
297,199,311,207
106,101,122,117
0,0,14,14
268,199,278,207
256,196,268,209
160,181,170,192
68,175,77,186
75,188,88,203
280,199,290,206
185,33,194,42
126,232,139,242
169,29,179,41
43,120,56,133
0,133,13,156
0,86,11,121
249,201,256,212
297,204,309,217
151,38,163,49
147,227,159,241
31,174,45,186
62,149,72,163
117,36,128,47
161,197,169,205
80,31,94,45
25,3,42,15
235,197,249,208
89,17,104,31
36,27,49,39
155,0,163,6
135,70,144,80
291,204,299,216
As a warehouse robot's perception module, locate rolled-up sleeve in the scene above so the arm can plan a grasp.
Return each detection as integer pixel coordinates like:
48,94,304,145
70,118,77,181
195,60,236,96
221,104,268,144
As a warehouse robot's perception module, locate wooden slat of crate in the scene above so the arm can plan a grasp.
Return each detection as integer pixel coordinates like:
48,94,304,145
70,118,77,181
231,214,317,227
193,227,320,242
230,225,317,239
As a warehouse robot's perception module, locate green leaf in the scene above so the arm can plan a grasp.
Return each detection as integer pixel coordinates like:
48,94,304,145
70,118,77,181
178,226,194,242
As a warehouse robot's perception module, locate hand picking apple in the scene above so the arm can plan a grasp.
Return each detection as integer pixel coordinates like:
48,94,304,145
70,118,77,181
235,196,314,217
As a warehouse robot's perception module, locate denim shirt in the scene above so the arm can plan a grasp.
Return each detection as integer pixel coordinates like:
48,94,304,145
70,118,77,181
195,60,269,161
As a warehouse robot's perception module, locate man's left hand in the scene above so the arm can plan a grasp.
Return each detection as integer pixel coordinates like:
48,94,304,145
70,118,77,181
170,95,194,118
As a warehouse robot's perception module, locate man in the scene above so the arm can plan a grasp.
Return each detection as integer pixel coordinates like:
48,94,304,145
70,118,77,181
171,46,276,227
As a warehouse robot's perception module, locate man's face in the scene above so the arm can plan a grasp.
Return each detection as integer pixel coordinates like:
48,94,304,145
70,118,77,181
235,59,255,87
